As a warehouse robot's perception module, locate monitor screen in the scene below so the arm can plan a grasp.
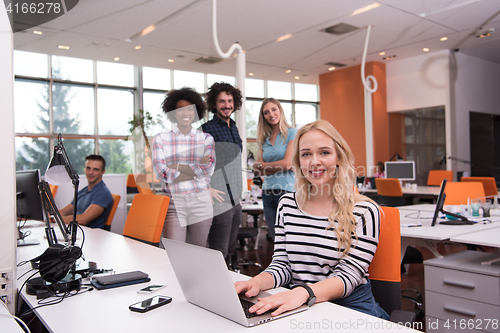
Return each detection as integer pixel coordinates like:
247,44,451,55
385,161,415,181
16,169,44,221
431,179,447,226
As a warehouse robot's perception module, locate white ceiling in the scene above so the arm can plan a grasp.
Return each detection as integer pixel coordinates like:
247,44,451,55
13,0,500,85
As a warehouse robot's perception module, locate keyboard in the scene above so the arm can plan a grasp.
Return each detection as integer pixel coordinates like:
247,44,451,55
240,298,274,318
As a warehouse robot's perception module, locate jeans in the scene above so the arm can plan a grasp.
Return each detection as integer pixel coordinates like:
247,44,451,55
331,281,389,319
208,203,242,263
262,189,289,240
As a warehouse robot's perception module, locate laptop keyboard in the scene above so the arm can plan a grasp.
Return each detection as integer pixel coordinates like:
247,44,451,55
240,298,274,318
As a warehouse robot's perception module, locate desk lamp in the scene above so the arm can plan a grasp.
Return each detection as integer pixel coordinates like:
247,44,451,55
29,134,83,294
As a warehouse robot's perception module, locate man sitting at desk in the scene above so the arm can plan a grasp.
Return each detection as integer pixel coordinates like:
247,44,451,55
58,155,113,229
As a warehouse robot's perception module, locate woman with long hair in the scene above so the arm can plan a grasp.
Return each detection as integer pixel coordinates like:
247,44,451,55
236,120,388,319
252,98,296,239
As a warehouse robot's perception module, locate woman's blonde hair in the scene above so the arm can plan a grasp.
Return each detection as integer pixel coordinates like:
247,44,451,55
292,120,374,255
256,98,292,149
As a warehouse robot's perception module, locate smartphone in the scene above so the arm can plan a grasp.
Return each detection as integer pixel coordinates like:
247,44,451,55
129,295,172,313
137,284,166,294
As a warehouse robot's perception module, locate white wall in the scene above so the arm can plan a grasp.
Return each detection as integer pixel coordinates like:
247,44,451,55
450,52,500,174
0,7,16,314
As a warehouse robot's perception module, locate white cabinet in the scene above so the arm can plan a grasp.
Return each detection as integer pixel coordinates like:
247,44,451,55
424,250,500,333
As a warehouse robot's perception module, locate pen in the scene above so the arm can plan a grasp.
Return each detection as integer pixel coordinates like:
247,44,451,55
404,225,422,228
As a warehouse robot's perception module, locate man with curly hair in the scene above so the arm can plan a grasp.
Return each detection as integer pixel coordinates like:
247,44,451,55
202,82,243,269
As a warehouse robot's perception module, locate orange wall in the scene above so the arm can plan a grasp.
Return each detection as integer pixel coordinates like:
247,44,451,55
319,62,389,175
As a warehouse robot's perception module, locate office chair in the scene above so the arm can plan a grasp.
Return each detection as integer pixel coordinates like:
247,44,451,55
427,170,453,186
126,174,139,194
103,194,120,232
49,184,58,197
443,181,485,205
369,206,419,323
375,178,405,207
122,194,170,246
460,177,498,198
136,174,154,194
231,212,263,273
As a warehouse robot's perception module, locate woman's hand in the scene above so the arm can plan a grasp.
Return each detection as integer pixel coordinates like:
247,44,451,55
209,188,225,204
248,287,309,317
234,279,262,298
200,155,212,164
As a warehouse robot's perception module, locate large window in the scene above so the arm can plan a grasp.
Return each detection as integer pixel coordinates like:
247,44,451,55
14,51,319,175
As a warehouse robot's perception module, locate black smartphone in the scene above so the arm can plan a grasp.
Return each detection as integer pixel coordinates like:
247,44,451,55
129,295,172,313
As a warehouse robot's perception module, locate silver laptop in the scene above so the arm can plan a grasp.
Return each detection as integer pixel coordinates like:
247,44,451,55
161,238,308,327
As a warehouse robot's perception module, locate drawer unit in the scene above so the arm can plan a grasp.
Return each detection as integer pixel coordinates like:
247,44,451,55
424,251,500,333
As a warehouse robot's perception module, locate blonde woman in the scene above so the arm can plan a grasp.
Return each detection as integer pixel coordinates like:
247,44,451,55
236,120,388,319
252,98,296,239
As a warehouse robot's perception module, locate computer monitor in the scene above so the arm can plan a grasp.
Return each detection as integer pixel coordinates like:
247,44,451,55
431,179,472,226
384,161,415,181
16,169,44,221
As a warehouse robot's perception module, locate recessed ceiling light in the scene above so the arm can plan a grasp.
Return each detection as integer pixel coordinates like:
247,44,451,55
114,57,120,61
328,67,336,71
382,55,397,60
168,59,175,63
33,30,42,35
135,45,141,50
249,73,254,76
351,3,381,16
379,52,385,56
423,48,429,52
285,70,291,74
294,76,300,80
440,37,448,41
57,45,70,50
276,34,293,42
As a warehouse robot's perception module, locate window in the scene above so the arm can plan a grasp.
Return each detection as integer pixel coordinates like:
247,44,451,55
52,56,93,83
97,61,134,87
173,70,204,92
14,50,48,78
294,83,318,102
143,67,171,90
97,88,134,136
14,80,49,134
53,83,94,135
267,81,292,100
207,74,235,88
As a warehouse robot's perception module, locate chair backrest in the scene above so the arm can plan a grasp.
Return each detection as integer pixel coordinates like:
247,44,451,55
123,194,170,245
49,184,58,197
126,174,139,194
444,181,485,205
103,194,120,231
136,174,154,194
460,177,498,197
375,179,403,196
369,206,401,315
427,170,453,186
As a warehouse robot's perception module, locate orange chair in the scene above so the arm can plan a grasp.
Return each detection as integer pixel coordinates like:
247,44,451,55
127,174,139,194
49,184,58,197
123,194,170,246
136,174,154,194
460,177,498,198
103,194,120,232
443,182,485,205
427,170,453,186
369,206,417,322
375,178,405,207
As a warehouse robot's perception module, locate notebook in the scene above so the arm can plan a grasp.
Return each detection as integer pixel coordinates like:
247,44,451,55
161,238,308,327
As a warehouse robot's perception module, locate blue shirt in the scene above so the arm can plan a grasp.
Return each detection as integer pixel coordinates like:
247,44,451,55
201,115,243,203
71,180,113,229
262,127,297,192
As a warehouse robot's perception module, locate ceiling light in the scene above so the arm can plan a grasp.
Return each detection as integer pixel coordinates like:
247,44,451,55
294,76,300,80
168,59,175,63
114,57,120,61
328,67,336,71
379,52,385,56
476,28,494,38
141,25,156,37
440,37,448,41
382,55,397,60
249,73,254,76
33,30,42,35
276,34,293,42
135,45,141,50
57,45,70,50
423,48,429,52
351,3,381,16
285,70,291,73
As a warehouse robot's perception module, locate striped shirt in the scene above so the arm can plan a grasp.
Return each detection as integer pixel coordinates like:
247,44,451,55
152,125,215,195
264,192,380,298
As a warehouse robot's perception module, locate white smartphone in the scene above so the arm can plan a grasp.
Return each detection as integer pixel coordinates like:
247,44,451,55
137,284,166,294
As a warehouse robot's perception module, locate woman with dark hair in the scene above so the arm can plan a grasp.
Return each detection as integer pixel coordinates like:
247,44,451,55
252,98,296,240
152,87,215,246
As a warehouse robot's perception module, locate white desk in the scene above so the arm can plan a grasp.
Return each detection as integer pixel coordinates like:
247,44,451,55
450,227,500,248
0,304,25,332
362,185,441,197
17,226,419,332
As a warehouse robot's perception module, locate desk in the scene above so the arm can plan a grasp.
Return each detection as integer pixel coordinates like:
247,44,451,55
362,185,441,204
17,226,419,332
450,227,500,248
0,304,25,332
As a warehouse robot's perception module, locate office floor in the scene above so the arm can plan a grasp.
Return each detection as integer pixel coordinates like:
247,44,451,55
235,229,490,333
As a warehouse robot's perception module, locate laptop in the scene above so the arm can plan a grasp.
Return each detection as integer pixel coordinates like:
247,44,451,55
161,238,308,327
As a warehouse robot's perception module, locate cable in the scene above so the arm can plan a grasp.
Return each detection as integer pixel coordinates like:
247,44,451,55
0,298,31,333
